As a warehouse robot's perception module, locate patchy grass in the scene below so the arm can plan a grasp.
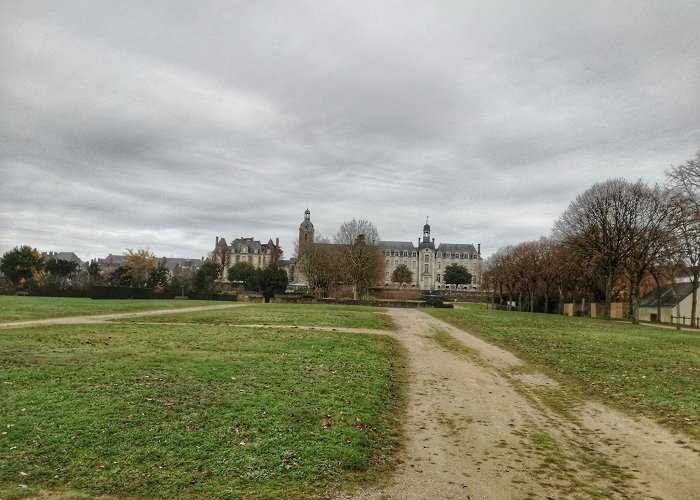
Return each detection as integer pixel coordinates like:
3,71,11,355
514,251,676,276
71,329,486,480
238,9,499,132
120,303,394,331
0,308,406,499
0,296,225,322
429,329,478,360
427,305,700,439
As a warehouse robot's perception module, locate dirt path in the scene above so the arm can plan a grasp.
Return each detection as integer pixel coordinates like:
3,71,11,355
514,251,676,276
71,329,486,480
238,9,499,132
339,308,700,500
0,303,244,329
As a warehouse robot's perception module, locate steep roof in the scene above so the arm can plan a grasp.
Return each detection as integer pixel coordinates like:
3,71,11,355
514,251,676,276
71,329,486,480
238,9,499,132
230,237,272,253
639,283,696,308
379,241,416,252
159,257,203,271
44,252,84,264
436,243,478,255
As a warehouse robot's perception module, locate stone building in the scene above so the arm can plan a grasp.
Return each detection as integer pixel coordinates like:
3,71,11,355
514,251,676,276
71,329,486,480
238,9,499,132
379,220,481,291
295,209,481,292
212,236,281,281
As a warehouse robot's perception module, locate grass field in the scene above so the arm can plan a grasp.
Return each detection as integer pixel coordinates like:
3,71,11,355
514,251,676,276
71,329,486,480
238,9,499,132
428,304,700,439
0,296,226,322
120,303,394,330
0,304,406,499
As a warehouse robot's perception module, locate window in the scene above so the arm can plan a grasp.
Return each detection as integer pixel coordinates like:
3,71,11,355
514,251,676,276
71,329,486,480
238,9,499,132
424,254,430,262
446,252,451,258
403,251,408,257
394,251,400,256
437,252,442,258
437,274,441,282
424,263,429,273
412,260,416,268
386,259,389,266
394,259,399,266
454,253,460,259
386,250,391,256
438,262,441,269
412,251,417,257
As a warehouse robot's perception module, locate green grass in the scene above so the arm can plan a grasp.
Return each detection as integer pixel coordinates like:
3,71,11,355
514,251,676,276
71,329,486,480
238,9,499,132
120,303,394,330
0,306,406,499
427,305,700,439
0,296,226,322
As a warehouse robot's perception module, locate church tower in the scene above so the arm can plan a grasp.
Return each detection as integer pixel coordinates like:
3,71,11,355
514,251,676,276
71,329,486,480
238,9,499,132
298,208,314,256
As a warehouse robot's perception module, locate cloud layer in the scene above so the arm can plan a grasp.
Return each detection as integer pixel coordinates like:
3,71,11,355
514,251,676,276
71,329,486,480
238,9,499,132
2,1,699,260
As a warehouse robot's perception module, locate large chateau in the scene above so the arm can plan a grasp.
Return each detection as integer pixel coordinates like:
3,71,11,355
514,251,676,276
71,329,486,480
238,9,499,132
297,209,482,291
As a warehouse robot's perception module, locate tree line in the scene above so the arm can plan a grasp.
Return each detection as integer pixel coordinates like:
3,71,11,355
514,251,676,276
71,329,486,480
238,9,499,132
0,247,288,299
483,151,700,324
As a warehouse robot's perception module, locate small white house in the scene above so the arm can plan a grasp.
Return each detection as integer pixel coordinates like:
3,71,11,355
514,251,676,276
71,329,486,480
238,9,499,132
638,283,699,325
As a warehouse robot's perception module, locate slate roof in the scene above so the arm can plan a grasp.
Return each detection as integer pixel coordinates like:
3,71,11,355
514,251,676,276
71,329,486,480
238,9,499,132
379,241,417,253
436,243,478,256
230,237,273,253
638,283,696,308
159,258,203,271
44,252,84,264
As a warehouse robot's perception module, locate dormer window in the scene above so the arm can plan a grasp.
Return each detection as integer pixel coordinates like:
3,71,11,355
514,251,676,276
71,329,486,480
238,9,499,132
403,251,408,257
454,253,460,258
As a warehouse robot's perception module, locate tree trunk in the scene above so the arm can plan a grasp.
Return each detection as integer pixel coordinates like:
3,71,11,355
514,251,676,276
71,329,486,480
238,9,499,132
630,273,640,324
604,271,613,320
652,272,662,323
691,272,699,327
557,284,564,315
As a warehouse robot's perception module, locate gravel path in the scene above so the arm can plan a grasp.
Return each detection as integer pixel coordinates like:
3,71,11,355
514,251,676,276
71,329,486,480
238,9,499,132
339,308,700,500
0,303,244,329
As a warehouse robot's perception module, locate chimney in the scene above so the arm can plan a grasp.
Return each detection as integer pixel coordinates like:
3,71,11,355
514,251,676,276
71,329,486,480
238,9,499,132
432,238,435,244
216,236,219,246
477,243,481,257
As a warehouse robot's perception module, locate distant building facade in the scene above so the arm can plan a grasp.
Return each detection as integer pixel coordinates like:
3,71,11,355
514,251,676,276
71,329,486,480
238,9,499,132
212,236,282,281
295,209,481,292
379,220,481,291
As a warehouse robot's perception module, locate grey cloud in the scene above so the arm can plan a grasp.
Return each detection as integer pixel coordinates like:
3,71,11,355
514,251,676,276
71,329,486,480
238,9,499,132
2,1,699,260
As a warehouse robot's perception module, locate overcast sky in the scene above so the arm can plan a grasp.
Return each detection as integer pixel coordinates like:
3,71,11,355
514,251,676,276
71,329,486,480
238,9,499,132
1,1,699,262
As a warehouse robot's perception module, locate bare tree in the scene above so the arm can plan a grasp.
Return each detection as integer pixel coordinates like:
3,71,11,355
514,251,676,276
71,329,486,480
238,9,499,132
666,151,700,210
298,244,347,298
347,234,384,300
620,184,672,323
553,179,643,320
536,237,557,314
333,219,380,245
648,231,686,326
666,192,700,325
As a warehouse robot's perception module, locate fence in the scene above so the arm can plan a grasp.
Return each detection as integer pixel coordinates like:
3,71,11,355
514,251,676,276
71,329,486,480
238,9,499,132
670,315,700,326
